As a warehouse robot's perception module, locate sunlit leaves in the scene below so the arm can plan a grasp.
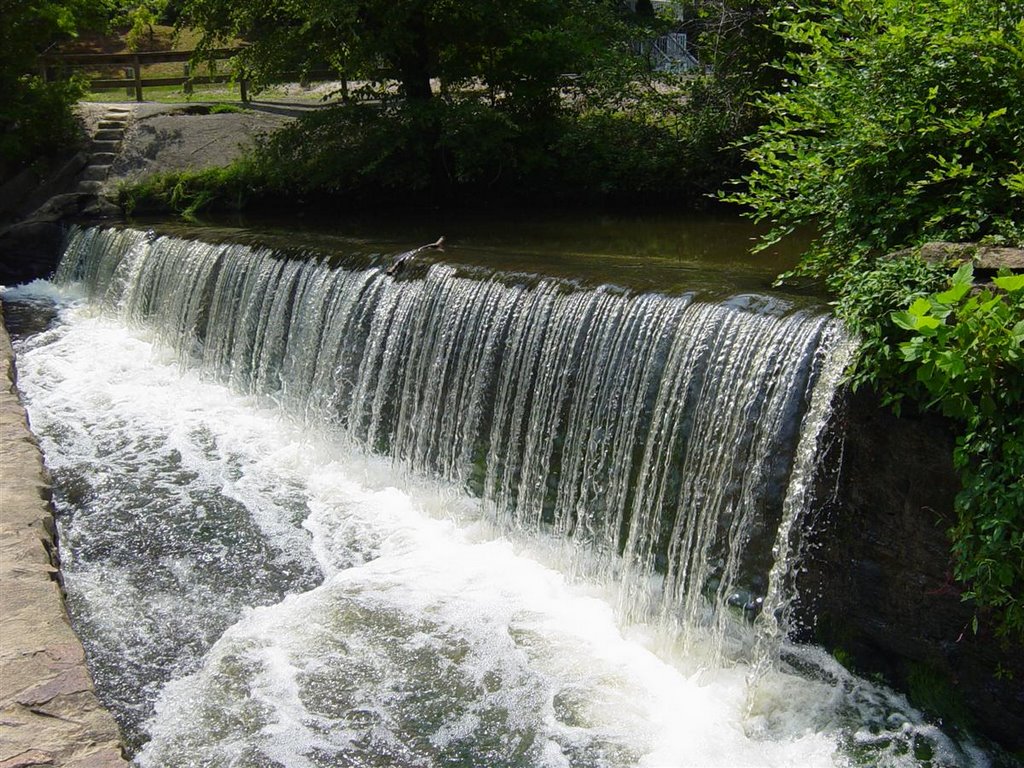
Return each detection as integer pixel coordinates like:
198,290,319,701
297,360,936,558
725,0,1024,274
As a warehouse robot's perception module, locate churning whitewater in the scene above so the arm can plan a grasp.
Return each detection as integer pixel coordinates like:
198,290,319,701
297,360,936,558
2,226,987,767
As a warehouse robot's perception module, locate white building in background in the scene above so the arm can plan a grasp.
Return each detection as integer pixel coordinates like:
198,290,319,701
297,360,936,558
627,0,700,73
648,33,699,72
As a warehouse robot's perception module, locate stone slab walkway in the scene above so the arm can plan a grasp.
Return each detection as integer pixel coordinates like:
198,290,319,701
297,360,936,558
0,309,126,768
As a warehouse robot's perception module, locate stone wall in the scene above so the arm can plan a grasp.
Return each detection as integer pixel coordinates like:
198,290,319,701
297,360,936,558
0,308,127,768
797,387,1024,752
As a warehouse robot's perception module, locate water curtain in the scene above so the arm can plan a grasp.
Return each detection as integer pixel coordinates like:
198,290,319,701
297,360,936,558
57,225,852,657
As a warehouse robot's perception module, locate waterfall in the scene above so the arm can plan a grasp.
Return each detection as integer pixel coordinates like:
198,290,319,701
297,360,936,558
14,223,995,766
56,225,848,652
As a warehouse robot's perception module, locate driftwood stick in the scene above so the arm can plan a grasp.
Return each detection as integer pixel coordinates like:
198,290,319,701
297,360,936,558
386,236,445,276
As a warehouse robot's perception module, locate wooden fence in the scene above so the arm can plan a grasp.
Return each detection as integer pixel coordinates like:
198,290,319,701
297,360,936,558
39,48,253,102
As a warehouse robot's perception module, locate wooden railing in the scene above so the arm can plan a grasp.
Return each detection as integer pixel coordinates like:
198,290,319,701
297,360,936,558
39,48,251,102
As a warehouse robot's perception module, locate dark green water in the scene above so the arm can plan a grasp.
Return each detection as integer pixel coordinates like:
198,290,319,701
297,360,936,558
134,210,818,301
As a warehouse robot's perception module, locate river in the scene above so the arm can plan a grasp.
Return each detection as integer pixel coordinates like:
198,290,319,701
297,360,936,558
0,217,999,767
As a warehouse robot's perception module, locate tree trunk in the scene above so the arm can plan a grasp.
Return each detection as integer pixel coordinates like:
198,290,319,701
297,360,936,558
400,64,432,101
399,6,432,101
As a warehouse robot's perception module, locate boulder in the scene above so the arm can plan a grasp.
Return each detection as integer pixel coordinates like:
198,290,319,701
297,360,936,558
0,152,89,223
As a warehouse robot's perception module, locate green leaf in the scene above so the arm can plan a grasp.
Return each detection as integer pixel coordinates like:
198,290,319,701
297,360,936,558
993,274,1024,292
935,283,971,304
909,297,934,316
893,308,942,331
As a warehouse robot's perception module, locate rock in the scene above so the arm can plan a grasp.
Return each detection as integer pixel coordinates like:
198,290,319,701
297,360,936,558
974,245,1024,271
80,199,122,219
27,194,94,224
0,153,89,224
107,109,292,192
888,241,1024,272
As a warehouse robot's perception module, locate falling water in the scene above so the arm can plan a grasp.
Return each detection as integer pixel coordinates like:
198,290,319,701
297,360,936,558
3,225,994,766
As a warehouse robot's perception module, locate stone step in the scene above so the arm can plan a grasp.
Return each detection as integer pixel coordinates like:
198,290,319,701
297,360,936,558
76,180,104,194
90,140,119,153
106,106,132,112
94,129,123,141
90,152,117,164
81,165,110,182
98,119,127,129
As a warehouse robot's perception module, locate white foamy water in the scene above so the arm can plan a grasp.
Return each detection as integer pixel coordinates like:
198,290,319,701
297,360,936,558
2,278,988,768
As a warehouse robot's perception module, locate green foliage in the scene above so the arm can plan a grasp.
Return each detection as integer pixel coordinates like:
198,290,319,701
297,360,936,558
890,265,1024,639
545,111,694,202
727,0,1024,272
116,0,169,51
206,103,247,115
834,256,1024,640
120,98,702,213
120,161,257,220
647,1,792,191
0,76,87,177
0,0,108,175
906,661,974,731
833,254,949,406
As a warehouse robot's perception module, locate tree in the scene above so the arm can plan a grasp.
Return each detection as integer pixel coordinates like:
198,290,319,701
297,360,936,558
727,0,1024,273
180,0,639,113
115,0,171,51
0,0,110,178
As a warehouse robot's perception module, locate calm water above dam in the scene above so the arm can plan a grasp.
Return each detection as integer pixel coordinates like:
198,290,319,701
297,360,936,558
1,218,1003,767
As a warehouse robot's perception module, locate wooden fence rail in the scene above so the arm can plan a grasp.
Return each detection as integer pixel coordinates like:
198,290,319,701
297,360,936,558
39,48,251,102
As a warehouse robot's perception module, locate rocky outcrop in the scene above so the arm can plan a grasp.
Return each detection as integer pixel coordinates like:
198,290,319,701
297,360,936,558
797,387,1024,751
0,309,128,767
0,153,92,223
108,106,291,190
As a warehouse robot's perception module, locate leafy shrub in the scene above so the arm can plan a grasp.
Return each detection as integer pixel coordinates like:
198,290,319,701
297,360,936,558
121,99,705,213
120,161,260,219
728,0,1024,273
890,267,1024,638
833,254,949,403
0,0,106,177
0,76,86,176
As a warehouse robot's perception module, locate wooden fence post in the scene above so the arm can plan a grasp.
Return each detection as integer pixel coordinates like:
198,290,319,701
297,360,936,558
133,54,143,101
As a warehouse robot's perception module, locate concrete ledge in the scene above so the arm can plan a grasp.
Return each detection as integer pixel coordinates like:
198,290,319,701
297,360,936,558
0,306,127,768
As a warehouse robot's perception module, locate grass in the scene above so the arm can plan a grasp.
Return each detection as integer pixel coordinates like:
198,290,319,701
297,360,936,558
60,24,204,55
80,81,342,104
81,83,245,104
